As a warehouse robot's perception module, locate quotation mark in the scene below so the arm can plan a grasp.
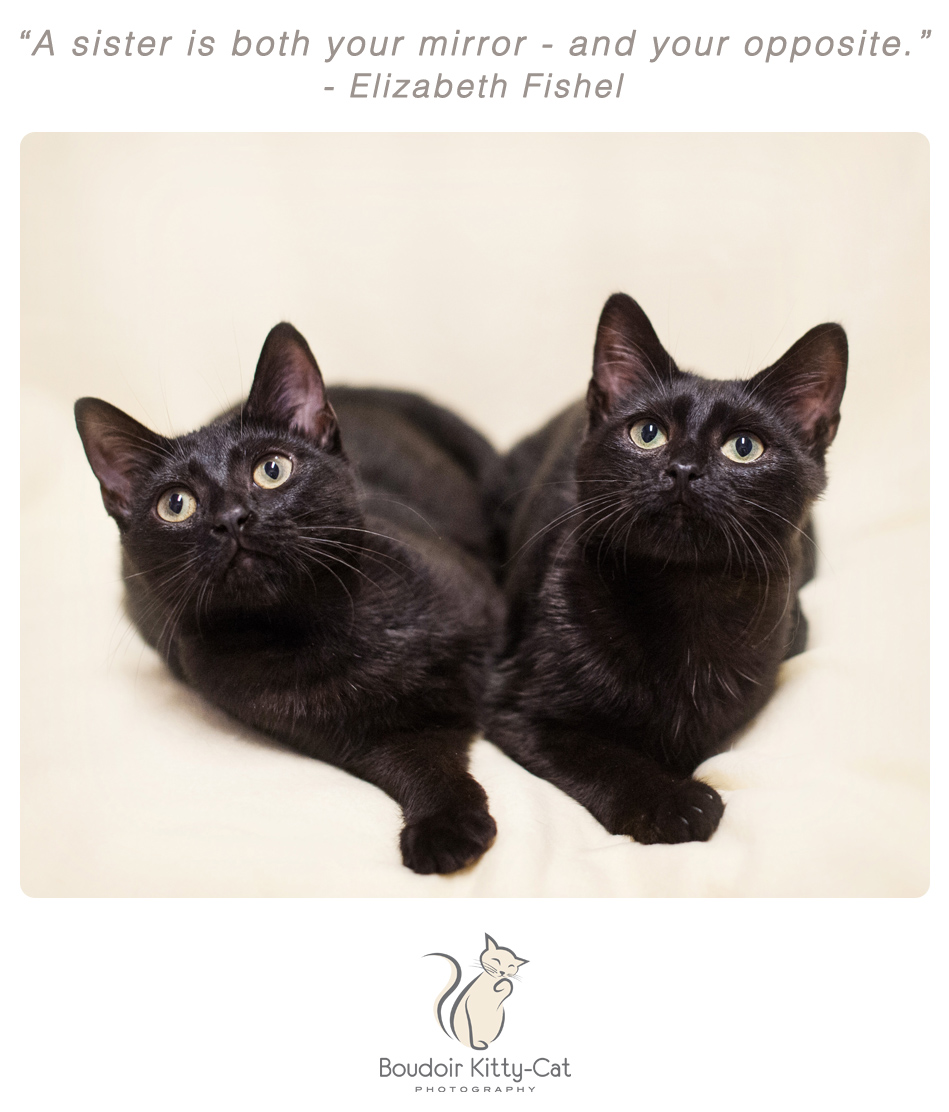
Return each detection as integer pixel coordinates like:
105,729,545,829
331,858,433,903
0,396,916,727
20,30,31,39
921,29,931,38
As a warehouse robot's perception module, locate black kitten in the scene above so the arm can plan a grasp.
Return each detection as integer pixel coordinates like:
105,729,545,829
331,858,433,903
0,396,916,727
75,323,504,874
486,294,847,844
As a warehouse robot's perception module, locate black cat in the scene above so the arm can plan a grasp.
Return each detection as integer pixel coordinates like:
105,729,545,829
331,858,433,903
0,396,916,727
486,294,847,844
75,323,504,874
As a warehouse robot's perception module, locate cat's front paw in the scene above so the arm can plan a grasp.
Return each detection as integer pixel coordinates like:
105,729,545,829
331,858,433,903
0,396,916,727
401,806,497,875
613,778,724,845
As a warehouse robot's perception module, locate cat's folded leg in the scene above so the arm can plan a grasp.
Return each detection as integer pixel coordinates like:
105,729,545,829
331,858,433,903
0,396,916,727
494,720,724,844
346,729,497,875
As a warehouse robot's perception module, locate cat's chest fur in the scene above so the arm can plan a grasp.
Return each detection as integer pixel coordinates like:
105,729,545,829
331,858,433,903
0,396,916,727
162,547,492,750
521,552,787,764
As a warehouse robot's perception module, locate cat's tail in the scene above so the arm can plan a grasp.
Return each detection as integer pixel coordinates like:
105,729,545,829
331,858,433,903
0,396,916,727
426,953,462,1040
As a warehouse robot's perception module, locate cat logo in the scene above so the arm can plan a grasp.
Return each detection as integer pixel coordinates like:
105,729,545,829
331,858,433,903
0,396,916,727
427,934,528,1048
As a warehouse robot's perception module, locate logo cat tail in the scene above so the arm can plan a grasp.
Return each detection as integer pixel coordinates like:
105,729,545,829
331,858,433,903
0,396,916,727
426,953,461,1039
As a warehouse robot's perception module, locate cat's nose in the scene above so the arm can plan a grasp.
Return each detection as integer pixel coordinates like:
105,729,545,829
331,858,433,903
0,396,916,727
213,503,252,536
665,461,702,493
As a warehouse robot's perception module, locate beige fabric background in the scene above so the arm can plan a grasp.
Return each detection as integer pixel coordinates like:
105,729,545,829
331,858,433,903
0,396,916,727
21,133,928,896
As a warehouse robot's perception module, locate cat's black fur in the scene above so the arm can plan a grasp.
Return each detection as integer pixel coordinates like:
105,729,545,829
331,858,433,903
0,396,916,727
75,323,504,874
486,294,847,844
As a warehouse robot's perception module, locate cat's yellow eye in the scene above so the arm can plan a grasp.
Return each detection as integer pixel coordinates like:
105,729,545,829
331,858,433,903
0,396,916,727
721,434,765,464
157,489,197,523
253,454,293,489
629,420,668,450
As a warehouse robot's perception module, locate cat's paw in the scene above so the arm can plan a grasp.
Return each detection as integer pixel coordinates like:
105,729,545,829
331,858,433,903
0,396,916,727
401,806,498,875
613,778,724,845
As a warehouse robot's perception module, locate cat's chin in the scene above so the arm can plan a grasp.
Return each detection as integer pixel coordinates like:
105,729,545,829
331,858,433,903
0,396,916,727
607,509,727,568
220,548,270,579
213,550,292,604
230,548,269,571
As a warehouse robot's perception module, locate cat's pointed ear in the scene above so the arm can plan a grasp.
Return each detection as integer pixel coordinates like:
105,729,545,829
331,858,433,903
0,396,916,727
75,398,169,525
748,323,848,457
245,322,341,452
589,294,676,422
484,934,499,952
513,956,529,968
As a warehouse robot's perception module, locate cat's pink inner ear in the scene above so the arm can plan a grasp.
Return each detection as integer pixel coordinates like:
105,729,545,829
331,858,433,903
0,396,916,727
752,323,848,451
75,398,166,521
247,323,340,451
590,293,673,419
